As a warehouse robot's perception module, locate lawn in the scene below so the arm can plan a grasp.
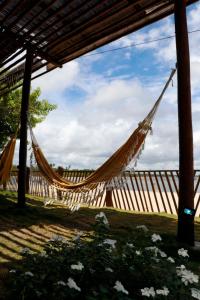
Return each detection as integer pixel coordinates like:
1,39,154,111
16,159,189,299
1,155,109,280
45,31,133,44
0,190,200,299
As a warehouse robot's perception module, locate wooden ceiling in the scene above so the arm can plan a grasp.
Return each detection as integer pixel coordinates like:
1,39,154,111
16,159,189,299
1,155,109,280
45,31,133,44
0,0,197,95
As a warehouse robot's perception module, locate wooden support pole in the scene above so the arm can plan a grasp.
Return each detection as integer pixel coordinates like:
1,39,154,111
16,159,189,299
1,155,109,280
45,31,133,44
17,48,33,207
105,189,113,207
174,0,195,245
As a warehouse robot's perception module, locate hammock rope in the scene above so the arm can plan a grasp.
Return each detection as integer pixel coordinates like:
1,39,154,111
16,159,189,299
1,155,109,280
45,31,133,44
30,68,176,195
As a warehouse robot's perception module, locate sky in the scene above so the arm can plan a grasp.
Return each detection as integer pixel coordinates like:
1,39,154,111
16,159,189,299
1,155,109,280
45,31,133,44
15,2,200,170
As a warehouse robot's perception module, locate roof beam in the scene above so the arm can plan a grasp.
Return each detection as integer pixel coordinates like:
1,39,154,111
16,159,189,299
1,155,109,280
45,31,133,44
31,0,112,43
36,0,137,52
0,0,13,11
18,0,61,37
0,54,26,77
1,26,62,68
48,0,157,57
5,0,41,28
0,48,24,68
21,0,77,40
0,0,21,24
57,3,175,64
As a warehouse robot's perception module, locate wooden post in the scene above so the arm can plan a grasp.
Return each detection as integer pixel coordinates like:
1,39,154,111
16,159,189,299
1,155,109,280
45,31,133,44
25,167,30,194
17,48,33,207
105,189,113,207
3,182,7,190
174,0,195,245
57,166,64,200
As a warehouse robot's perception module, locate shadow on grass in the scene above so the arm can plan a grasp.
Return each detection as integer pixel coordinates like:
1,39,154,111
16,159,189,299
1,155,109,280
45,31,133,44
0,191,200,266
0,191,200,299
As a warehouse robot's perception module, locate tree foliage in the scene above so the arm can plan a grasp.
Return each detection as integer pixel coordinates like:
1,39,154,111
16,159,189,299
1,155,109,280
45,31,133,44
0,87,57,150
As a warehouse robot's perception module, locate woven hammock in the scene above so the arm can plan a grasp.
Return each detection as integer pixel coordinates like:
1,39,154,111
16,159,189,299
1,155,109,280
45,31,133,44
0,135,16,185
30,68,176,193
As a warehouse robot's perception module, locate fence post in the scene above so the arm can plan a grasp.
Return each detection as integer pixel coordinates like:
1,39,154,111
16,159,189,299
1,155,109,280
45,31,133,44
105,189,113,207
25,167,30,194
3,182,7,191
57,166,64,200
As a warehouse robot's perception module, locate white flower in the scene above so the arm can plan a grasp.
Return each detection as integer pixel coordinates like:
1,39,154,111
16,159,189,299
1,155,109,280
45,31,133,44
145,246,162,257
151,257,160,263
39,252,48,258
56,281,66,286
9,269,16,273
176,266,199,286
24,271,34,277
50,235,64,242
113,281,129,295
156,287,170,296
104,239,117,249
95,212,109,225
136,250,141,256
146,246,159,256
71,262,84,271
159,250,167,258
191,288,200,300
105,267,113,272
177,264,186,270
141,287,156,297
20,247,30,255
126,243,134,248
167,257,175,263
178,248,189,257
73,231,83,241
67,277,81,291
146,246,165,258
136,225,149,232
151,234,162,242
146,246,158,252
44,198,54,206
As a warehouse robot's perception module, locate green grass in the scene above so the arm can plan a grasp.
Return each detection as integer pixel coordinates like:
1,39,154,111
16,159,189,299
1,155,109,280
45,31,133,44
0,190,200,299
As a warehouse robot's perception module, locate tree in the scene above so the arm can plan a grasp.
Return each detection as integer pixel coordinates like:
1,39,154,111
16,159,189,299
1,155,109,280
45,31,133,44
0,87,57,150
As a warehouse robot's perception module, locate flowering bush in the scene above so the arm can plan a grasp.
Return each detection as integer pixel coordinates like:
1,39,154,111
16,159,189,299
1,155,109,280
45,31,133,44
7,213,199,299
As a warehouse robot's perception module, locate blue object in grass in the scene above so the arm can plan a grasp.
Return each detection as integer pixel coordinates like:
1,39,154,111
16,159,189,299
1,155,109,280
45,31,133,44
183,208,196,216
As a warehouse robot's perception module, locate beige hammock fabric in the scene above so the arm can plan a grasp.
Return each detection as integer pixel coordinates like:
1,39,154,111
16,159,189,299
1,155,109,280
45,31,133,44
0,135,17,185
30,68,176,192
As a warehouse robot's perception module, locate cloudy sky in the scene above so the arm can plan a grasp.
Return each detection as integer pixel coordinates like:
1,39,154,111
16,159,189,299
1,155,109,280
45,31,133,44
17,2,200,170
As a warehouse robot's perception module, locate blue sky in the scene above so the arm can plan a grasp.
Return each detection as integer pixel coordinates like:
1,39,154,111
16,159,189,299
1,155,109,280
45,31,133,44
18,1,200,170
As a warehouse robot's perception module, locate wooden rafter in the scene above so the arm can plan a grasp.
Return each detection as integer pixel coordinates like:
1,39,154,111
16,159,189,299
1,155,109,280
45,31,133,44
0,0,197,94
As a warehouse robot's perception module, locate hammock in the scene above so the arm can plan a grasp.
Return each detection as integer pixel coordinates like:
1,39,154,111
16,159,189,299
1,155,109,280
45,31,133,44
0,135,17,185
30,68,176,194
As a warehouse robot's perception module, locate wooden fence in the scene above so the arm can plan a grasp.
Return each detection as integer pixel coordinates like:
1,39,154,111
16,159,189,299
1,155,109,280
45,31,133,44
1,170,200,216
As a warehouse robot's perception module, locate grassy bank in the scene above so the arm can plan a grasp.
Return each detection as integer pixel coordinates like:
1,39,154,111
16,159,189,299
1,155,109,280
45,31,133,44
0,191,200,299
0,191,200,264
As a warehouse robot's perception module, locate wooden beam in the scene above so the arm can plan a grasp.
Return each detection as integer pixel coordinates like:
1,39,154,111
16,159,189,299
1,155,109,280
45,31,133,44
45,0,149,54
17,48,33,208
105,189,113,207
55,5,175,64
174,0,195,245
0,48,24,69
34,0,129,49
0,54,26,77
1,26,62,68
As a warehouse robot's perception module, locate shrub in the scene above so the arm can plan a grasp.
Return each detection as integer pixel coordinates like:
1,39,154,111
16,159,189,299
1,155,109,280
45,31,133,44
8,212,199,299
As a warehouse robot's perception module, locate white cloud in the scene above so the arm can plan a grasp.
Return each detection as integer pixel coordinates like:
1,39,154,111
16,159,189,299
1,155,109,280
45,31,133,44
28,67,178,170
32,61,80,98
